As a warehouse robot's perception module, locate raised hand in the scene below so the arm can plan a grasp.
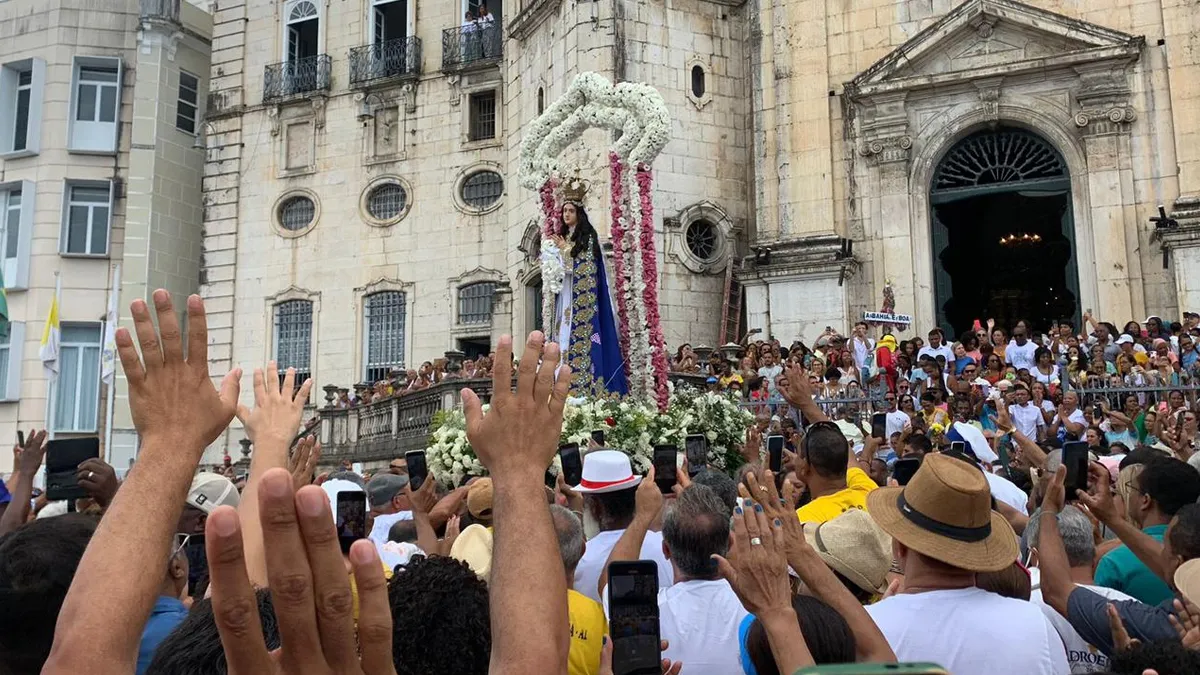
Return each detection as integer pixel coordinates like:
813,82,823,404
1169,599,1200,650
288,436,321,491
206,470,397,675
1107,603,1141,653
1075,463,1121,524
1042,465,1067,516
76,458,120,508
12,429,48,478
462,332,570,482
713,498,791,616
781,364,814,409
739,470,807,564
598,638,682,675
635,466,665,524
117,291,241,450
237,361,315,449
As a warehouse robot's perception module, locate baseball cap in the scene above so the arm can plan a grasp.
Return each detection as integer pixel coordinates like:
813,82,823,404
187,472,240,514
1116,334,1134,345
366,473,409,509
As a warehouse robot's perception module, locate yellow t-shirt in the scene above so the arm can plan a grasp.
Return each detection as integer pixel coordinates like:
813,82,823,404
568,589,607,675
795,468,877,524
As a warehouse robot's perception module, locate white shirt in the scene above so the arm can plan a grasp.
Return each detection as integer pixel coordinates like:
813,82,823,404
984,471,1029,515
918,344,955,365
1009,402,1045,439
1029,569,1136,674
1007,340,1040,371
866,587,1069,675
757,364,783,395
886,410,910,439
1033,364,1061,386
368,511,413,548
852,336,875,369
604,579,747,675
574,529,674,604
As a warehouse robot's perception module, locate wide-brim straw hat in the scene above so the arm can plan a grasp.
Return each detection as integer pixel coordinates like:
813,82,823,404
1174,558,1200,606
867,453,1018,573
803,509,892,595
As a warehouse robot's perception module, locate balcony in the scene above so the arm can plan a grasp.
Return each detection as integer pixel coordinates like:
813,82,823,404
441,24,502,71
139,0,180,22
263,54,332,103
349,36,422,87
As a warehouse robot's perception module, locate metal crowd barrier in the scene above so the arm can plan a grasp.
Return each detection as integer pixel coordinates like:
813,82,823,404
739,391,887,419
1073,382,1200,410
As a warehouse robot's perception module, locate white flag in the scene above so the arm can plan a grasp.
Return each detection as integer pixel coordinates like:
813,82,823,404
101,266,120,385
39,286,60,382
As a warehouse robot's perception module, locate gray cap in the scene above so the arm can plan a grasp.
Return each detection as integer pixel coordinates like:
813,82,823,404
366,472,409,509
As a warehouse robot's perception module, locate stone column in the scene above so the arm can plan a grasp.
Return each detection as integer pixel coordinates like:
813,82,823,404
1073,63,1139,320
490,284,514,348
1160,199,1200,311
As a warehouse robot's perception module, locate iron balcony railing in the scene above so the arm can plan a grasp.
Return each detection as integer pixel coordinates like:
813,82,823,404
349,36,422,86
263,54,332,102
140,0,180,22
441,23,502,70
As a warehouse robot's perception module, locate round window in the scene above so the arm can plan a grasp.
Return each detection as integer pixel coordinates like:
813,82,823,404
367,182,408,221
278,195,316,232
461,171,504,210
684,219,719,261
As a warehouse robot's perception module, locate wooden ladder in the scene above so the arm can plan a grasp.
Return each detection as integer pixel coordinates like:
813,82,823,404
719,258,743,344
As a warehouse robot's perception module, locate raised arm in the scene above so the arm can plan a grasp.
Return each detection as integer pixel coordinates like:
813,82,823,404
463,332,571,674
1077,464,1168,583
0,431,47,537
1034,467,1074,617
597,467,663,597
44,292,241,674
782,364,831,424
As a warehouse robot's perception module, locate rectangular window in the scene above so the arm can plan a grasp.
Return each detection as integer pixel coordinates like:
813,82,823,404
468,90,496,142
458,282,496,325
69,57,121,153
0,180,33,289
61,182,112,256
0,322,25,401
0,58,45,156
274,300,313,389
53,324,102,432
176,71,199,134
363,291,406,382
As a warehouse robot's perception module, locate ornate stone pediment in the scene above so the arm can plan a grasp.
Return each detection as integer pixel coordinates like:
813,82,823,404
846,0,1143,98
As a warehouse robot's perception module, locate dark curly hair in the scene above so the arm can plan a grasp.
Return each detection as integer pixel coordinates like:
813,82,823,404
388,555,491,675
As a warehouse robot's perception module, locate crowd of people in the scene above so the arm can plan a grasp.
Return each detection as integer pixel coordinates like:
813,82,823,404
327,354,497,408
5,292,1200,675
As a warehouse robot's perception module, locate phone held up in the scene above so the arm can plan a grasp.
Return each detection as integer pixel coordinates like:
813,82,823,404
335,491,367,554
591,429,606,446
607,560,662,675
1061,440,1090,497
405,449,428,491
45,437,101,502
892,458,920,486
653,445,677,494
766,435,785,474
559,443,583,487
684,434,707,477
871,412,887,441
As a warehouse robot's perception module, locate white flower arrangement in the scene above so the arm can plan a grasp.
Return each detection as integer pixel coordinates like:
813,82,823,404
540,239,566,296
424,387,754,487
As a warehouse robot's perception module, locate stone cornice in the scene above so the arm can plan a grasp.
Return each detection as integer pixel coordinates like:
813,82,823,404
507,0,561,41
739,236,860,283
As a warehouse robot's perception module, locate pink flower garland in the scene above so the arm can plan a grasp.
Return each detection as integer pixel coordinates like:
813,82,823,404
539,177,560,237
608,152,632,377
636,164,670,411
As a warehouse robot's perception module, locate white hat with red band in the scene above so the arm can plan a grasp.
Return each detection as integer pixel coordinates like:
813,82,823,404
572,450,643,494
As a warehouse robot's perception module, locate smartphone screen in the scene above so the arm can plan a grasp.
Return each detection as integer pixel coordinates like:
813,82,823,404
871,413,887,440
607,561,662,675
44,437,101,501
767,435,784,473
591,429,606,446
405,450,428,491
16,430,24,448
559,443,583,486
893,458,920,486
1062,441,1090,497
653,445,677,494
336,491,367,554
684,434,707,475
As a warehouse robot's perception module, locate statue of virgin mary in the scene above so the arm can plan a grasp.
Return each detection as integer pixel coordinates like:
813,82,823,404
547,188,628,398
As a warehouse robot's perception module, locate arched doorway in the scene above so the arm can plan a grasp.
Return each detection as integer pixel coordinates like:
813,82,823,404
930,127,1080,336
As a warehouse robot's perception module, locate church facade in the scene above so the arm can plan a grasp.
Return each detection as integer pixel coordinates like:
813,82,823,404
201,0,1200,456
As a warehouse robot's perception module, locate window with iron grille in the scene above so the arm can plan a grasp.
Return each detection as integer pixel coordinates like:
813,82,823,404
367,182,407,221
468,90,496,141
278,195,316,232
458,282,496,325
460,171,503,210
363,291,406,382
274,300,313,388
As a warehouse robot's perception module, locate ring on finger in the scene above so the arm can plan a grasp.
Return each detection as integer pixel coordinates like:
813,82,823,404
87,471,95,480
758,485,768,493
749,537,763,546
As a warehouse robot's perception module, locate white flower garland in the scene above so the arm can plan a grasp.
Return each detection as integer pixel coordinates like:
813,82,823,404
540,239,566,295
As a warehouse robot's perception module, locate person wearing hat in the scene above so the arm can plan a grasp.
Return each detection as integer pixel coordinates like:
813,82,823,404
365,472,411,549
571,450,673,603
802,509,892,603
864,453,1068,674
1035,464,1200,658
467,476,494,525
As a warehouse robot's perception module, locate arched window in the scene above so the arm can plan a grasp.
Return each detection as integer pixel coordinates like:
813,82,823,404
691,65,706,98
458,282,497,325
273,300,313,387
288,0,318,22
363,291,407,382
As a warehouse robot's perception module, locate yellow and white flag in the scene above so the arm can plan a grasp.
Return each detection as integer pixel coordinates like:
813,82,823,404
40,285,61,381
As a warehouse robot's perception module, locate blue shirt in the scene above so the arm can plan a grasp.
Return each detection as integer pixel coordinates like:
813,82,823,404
137,596,189,674
1094,524,1172,605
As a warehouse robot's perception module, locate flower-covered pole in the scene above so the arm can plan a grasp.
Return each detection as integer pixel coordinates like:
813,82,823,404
608,152,632,378
539,176,563,333
636,164,670,410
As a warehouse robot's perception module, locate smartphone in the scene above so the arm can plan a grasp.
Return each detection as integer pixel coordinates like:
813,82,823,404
948,441,965,455
591,429,606,446
607,560,662,675
1095,405,1104,420
767,434,784,474
16,430,24,448
684,434,707,476
795,664,949,675
559,443,583,486
335,491,367,554
405,450,428,491
871,412,887,440
44,437,101,501
653,445,677,494
893,458,920,486
1062,440,1090,497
